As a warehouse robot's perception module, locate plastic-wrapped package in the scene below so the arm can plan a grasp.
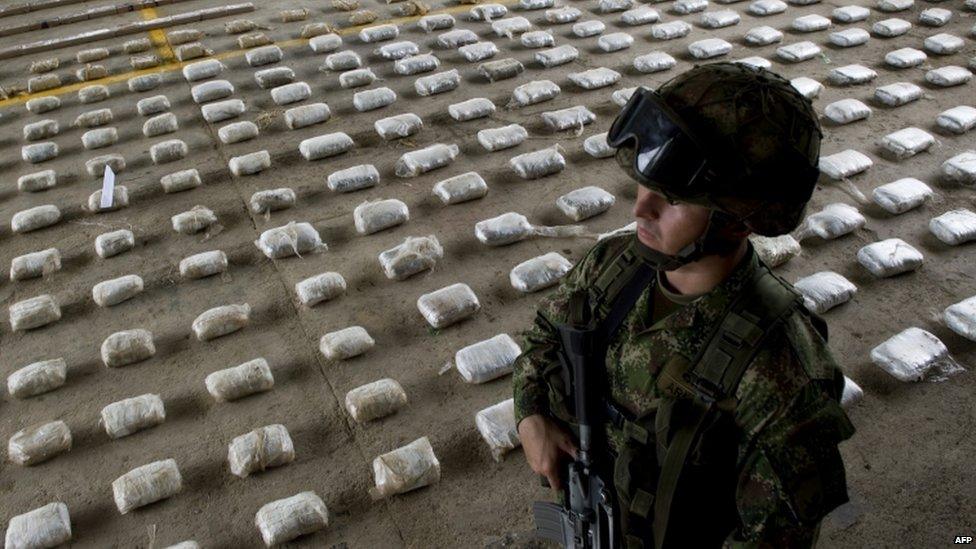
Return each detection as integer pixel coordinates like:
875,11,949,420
250,188,296,214
478,124,528,151
792,13,830,32
9,295,60,331
7,358,66,399
180,250,228,279
828,64,877,86
202,99,245,123
924,33,964,55
833,5,869,22
183,59,224,81
819,150,872,180
856,238,923,277
102,329,155,367
339,68,377,89
536,44,579,67
218,121,259,145
11,205,60,233
131,54,160,70
599,0,634,12
320,326,374,360
880,127,934,159
150,139,188,165
101,394,165,439
302,22,334,39
824,99,871,125
230,151,271,177
171,206,217,235
877,0,912,11
941,151,976,184
793,271,857,314
840,376,863,408
113,459,182,514
634,52,677,73
246,45,283,67
167,29,202,44
470,3,508,20
520,0,554,9
872,178,932,214
255,491,328,546
689,38,732,59
78,84,109,104
354,87,397,111
22,142,58,164
944,296,976,341
598,32,634,52
96,229,135,258
206,358,274,401
872,17,911,37
370,437,440,499
871,327,961,381
568,67,620,89
433,172,488,204
375,113,423,140
228,424,294,478
87,185,129,214
418,283,480,328
449,97,495,121
376,40,419,60
612,87,638,107
936,106,976,134
8,420,71,465
191,80,234,104
379,235,444,279
583,133,615,159
622,5,659,24
829,28,869,48
322,51,362,71
239,32,272,49
327,164,379,193
925,66,972,88
354,199,409,234
128,74,162,92
75,64,106,81
512,80,560,107
460,42,499,62
143,113,178,137
26,96,61,114
736,56,771,70
651,21,691,40
192,303,251,341
796,203,865,241
749,0,786,15
28,74,60,94
745,25,783,46
360,23,399,43
419,13,455,32
395,53,440,75
557,186,615,221
511,252,573,293
4,503,72,549
23,119,59,141
521,30,554,48
310,33,343,53
573,20,605,36
82,127,118,150
271,82,310,105
300,133,354,160
701,9,740,28
286,103,331,129
93,275,143,307
919,7,951,26
749,234,800,267
476,399,520,461
510,146,566,179
415,69,460,96
492,17,531,38
226,18,258,33
929,209,976,245
776,41,820,62
296,272,346,306
10,248,60,281
395,143,459,177
17,170,56,192
255,67,296,89
437,28,478,48
346,379,407,422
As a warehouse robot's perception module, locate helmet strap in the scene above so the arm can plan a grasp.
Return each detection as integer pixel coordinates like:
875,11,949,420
633,210,738,271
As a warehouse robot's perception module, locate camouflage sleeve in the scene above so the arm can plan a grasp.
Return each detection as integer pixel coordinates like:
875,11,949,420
512,235,631,427
727,320,856,547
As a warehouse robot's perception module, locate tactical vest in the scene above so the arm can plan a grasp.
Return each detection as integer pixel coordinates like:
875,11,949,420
543,239,827,549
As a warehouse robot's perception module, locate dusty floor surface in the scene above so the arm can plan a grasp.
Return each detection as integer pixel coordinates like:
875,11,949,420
0,0,974,547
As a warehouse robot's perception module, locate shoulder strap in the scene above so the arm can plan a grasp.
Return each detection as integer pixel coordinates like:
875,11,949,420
585,238,654,341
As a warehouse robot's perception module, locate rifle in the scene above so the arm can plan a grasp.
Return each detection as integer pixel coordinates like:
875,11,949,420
532,319,618,549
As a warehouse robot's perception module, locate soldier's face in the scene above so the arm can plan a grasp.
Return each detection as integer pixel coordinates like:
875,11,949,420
633,185,712,254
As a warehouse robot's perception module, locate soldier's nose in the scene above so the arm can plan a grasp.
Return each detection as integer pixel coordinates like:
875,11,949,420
633,188,666,220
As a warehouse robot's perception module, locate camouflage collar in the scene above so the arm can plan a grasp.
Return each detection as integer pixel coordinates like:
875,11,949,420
635,238,760,335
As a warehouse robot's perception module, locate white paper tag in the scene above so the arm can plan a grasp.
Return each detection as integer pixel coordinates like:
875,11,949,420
100,165,115,209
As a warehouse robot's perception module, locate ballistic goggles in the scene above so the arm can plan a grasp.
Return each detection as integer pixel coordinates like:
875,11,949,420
607,87,717,200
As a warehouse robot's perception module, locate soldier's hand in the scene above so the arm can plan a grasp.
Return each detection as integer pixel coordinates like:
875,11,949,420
518,414,578,492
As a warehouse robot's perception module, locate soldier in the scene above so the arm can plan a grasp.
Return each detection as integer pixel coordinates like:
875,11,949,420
513,63,856,548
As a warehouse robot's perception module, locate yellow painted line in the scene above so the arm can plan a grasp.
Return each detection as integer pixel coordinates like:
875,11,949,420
141,6,176,64
0,0,519,109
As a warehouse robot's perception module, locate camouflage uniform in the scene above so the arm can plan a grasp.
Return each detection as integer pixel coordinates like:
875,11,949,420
513,232,855,547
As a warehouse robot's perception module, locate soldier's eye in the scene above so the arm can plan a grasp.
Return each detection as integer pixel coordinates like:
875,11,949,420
666,197,678,205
